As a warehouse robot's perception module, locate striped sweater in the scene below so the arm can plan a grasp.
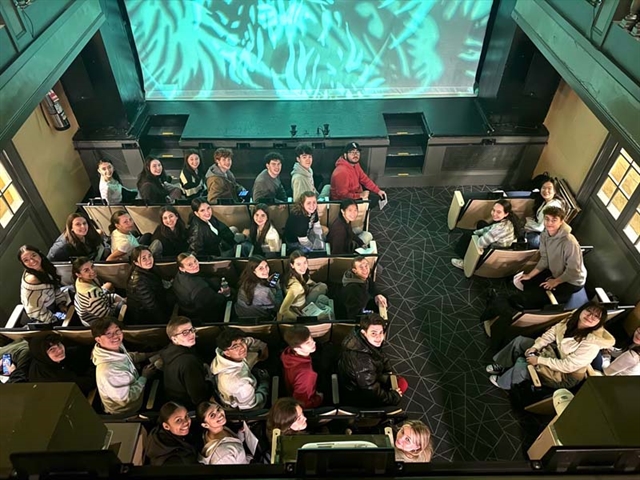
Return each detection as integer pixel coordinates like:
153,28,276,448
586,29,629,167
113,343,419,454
74,279,121,326
473,219,516,249
20,272,70,323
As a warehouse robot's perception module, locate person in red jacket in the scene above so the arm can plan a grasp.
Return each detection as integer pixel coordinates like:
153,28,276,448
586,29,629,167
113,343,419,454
280,325,324,408
330,142,386,201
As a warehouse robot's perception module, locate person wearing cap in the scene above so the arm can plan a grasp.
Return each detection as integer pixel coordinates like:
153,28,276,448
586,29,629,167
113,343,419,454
330,142,386,202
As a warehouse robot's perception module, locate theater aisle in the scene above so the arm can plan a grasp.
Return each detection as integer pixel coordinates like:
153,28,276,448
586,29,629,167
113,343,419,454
368,186,545,462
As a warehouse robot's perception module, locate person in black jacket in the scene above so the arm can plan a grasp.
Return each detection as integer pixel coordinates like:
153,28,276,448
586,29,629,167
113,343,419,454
160,317,214,410
284,191,326,252
47,213,107,262
27,333,96,396
339,256,388,320
126,246,172,325
172,253,227,323
179,149,206,200
326,199,373,254
145,401,199,466
338,314,406,407
150,206,189,259
137,157,183,204
187,198,236,257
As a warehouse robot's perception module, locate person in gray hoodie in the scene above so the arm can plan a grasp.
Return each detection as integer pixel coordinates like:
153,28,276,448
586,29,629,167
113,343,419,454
206,148,246,203
519,205,586,308
291,144,330,202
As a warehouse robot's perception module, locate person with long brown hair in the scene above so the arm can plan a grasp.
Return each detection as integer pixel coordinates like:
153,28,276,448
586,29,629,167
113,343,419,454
47,213,108,262
146,401,198,466
150,205,189,258
236,256,282,319
137,156,183,204
73,256,125,326
266,397,307,443
603,326,640,376
284,191,326,252
197,401,256,464
179,149,206,199
249,204,282,255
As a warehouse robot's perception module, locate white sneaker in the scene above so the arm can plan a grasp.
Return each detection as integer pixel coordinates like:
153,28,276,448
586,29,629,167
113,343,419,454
489,375,501,388
451,258,464,270
485,364,504,375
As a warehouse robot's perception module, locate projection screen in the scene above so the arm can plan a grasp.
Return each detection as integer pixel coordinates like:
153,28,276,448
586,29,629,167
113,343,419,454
124,0,493,100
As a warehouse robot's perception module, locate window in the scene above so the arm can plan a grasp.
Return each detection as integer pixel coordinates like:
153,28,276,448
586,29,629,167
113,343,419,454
0,150,25,228
597,148,640,253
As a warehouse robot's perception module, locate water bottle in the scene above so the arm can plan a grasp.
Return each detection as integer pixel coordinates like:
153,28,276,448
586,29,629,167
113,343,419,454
220,277,231,298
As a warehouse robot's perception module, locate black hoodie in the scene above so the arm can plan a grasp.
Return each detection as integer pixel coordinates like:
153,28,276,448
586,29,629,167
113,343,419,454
339,270,382,320
27,334,95,395
145,425,198,466
161,343,212,410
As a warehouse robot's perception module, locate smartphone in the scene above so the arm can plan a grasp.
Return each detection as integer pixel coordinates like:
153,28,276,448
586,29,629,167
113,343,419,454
2,354,11,376
268,273,280,288
53,311,66,320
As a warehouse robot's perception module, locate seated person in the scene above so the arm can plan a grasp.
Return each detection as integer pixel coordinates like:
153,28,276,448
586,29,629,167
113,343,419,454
126,246,172,325
0,339,31,383
47,213,108,262
602,326,640,376
451,199,520,270
291,144,330,201
73,257,125,326
206,147,247,203
180,149,206,200
278,250,332,321
197,401,258,464
91,317,156,416
137,156,183,204
252,152,287,203
487,301,613,389
281,325,323,408
97,158,137,204
18,245,71,324
394,420,433,463
517,206,586,309
524,178,564,248
210,329,270,410
330,142,386,202
188,198,238,257
249,204,282,255
161,316,214,410
28,333,95,396
106,210,150,262
266,397,307,444
327,199,373,254
172,253,227,322
146,401,198,466
150,206,189,259
340,256,387,320
338,314,407,407
236,256,283,319
284,191,326,252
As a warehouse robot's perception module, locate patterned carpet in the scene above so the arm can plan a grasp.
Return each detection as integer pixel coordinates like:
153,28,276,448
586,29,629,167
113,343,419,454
368,186,547,462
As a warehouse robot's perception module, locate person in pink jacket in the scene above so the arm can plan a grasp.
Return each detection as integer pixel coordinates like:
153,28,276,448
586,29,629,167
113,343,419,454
330,142,386,201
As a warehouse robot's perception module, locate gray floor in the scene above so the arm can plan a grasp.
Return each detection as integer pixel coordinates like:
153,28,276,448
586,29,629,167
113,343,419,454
368,186,546,462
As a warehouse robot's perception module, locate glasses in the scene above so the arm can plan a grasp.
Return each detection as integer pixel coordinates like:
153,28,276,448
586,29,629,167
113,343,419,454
103,328,122,339
174,327,196,337
226,340,245,352
584,309,602,320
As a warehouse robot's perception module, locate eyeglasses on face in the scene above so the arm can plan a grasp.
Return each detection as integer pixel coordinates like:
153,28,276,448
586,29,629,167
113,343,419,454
103,328,122,339
226,340,245,352
174,327,196,337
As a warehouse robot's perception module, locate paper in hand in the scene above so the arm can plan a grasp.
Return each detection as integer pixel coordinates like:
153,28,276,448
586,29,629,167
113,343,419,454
378,194,388,210
513,271,525,291
242,421,260,455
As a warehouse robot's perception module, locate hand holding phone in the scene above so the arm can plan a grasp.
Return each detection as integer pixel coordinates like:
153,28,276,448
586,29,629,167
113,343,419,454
268,273,280,288
2,354,12,376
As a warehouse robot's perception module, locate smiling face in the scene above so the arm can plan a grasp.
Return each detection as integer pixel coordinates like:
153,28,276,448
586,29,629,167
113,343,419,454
20,250,42,271
76,261,97,282
97,162,113,181
186,154,200,170
540,181,556,202
116,214,135,234
266,159,282,178
296,153,313,169
362,324,385,348
95,323,123,351
303,196,317,216
294,336,316,356
149,159,163,177
163,407,191,437
395,425,420,453
491,203,508,222
633,327,640,345
254,261,270,280
577,307,603,329
253,209,268,228
291,256,308,276
216,156,232,173
224,338,248,362
201,403,226,432
195,202,212,222
342,204,358,223
179,255,200,274
71,217,89,238
162,211,179,230
134,249,154,270
47,342,66,363
352,259,370,280
544,214,563,237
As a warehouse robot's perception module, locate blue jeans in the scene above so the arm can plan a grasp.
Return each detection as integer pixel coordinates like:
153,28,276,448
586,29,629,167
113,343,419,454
492,336,535,390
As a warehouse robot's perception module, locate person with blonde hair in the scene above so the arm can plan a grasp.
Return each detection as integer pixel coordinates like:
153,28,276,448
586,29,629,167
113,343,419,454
394,420,433,463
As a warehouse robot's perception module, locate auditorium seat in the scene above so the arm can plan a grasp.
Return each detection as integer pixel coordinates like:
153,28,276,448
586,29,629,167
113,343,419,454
447,190,534,231
463,236,539,279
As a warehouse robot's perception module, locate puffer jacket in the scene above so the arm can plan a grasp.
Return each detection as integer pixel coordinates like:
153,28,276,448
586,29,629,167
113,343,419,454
330,157,380,200
210,337,268,410
290,162,317,201
533,319,615,375
535,222,587,286
91,344,147,416
340,270,381,320
206,165,244,203
187,215,236,257
338,328,400,407
126,266,170,325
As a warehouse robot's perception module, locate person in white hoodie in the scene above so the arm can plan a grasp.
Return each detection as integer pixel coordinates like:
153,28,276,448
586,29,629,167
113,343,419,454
290,144,330,202
210,329,270,410
486,301,614,389
603,326,640,376
519,205,587,308
91,317,156,416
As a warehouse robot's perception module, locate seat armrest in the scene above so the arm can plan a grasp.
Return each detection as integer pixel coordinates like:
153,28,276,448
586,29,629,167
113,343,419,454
325,243,331,255
527,365,542,387
595,287,611,303
235,244,242,257
224,301,232,323
546,290,559,305
463,235,484,278
378,303,388,321
61,305,76,327
447,190,465,230
146,379,160,410
271,375,280,406
331,373,339,405
6,305,25,329
117,304,127,323
87,388,97,407
270,428,281,464
390,374,398,390
369,240,378,254
280,242,287,257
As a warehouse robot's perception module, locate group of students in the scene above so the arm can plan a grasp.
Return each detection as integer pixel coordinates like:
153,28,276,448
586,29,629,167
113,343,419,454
97,142,386,207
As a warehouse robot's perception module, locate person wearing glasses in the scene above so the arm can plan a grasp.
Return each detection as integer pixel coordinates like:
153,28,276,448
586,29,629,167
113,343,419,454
161,316,214,410
73,256,126,326
210,329,270,410
91,317,157,416
330,142,386,202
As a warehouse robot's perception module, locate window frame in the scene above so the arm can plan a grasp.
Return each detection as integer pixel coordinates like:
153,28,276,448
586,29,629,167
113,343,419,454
0,149,28,233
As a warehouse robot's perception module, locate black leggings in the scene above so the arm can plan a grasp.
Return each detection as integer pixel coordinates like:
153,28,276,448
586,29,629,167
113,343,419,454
520,270,583,309
454,220,491,258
